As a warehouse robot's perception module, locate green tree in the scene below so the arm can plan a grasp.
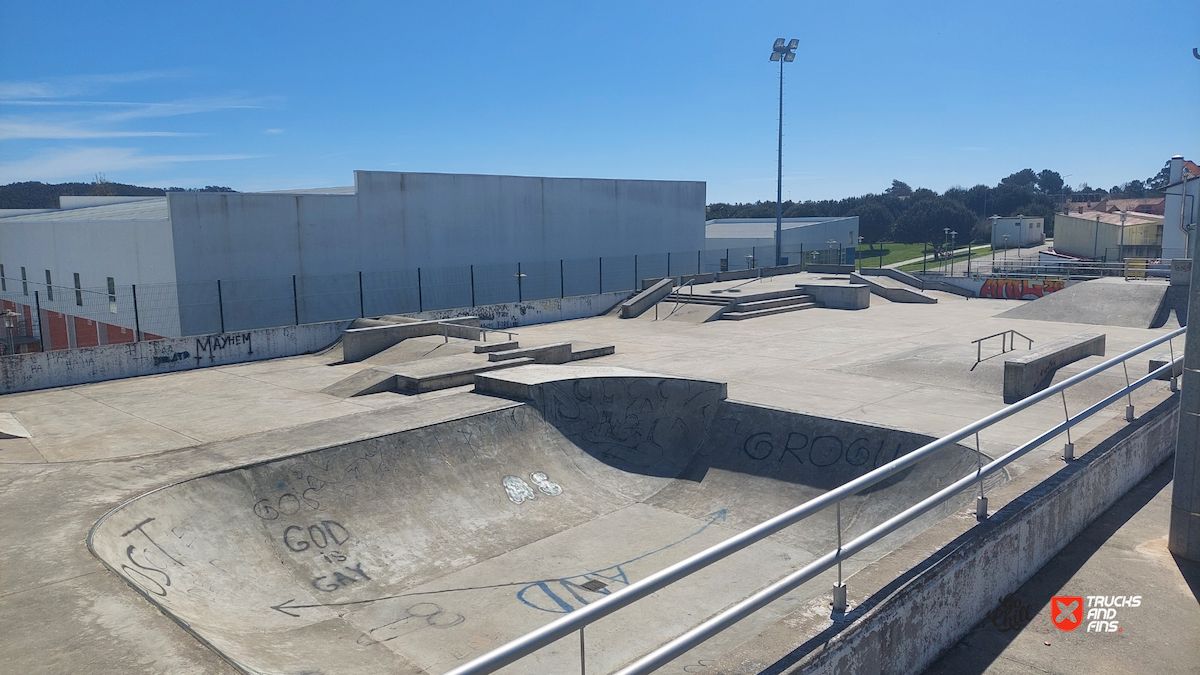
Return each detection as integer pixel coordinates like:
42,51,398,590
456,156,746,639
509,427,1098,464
1001,169,1038,189
1036,170,1064,195
893,196,977,245
851,202,894,247
885,179,913,197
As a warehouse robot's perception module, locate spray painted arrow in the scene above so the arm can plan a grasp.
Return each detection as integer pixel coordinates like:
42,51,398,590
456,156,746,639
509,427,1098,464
271,508,728,617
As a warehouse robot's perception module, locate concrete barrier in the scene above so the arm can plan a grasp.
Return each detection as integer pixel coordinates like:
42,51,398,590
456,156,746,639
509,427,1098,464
620,278,675,318
807,263,855,274
341,317,482,362
1003,332,1105,403
1149,353,1183,381
799,283,871,310
860,268,975,298
0,320,350,394
486,342,573,364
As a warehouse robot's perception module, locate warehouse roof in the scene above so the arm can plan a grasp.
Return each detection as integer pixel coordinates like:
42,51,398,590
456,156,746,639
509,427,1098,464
1058,210,1163,227
0,197,168,222
705,216,856,239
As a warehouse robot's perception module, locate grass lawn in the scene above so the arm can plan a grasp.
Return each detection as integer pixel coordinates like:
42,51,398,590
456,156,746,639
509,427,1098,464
897,245,994,272
853,243,932,268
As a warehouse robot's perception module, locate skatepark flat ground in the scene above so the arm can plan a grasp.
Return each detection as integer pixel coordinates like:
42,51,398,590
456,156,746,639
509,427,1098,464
0,281,1183,675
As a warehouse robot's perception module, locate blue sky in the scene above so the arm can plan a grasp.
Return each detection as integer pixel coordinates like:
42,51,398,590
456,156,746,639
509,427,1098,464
1,1,1197,202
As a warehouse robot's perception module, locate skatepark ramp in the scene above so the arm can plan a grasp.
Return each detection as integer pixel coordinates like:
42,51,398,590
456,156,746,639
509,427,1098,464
89,365,995,675
996,277,1178,328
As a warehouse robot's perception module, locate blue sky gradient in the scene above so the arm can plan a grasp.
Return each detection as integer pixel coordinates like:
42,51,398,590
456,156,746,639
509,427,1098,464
1,1,1197,202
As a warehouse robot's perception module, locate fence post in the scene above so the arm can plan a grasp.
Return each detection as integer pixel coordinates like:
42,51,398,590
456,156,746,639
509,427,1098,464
697,250,701,275
799,245,803,271
293,275,299,325
470,265,476,307
517,262,523,302
132,284,141,342
726,248,730,272
967,243,972,276
217,280,225,333
34,290,45,351
358,271,364,318
598,257,603,293
667,252,671,276
633,255,638,290
417,268,423,313
922,244,927,275
560,259,565,298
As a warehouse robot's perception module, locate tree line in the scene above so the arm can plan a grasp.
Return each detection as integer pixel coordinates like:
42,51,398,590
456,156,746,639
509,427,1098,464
706,163,1173,247
0,175,235,210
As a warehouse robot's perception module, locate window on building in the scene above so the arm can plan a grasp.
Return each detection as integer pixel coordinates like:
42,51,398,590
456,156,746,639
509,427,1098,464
0,264,5,292
45,270,53,301
21,267,28,295
74,273,83,306
107,277,117,314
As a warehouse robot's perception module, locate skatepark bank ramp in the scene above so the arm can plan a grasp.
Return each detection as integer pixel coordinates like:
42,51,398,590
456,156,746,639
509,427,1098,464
89,366,1002,675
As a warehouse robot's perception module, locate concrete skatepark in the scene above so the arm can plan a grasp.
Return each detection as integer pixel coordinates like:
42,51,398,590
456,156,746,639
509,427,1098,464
2,270,1197,674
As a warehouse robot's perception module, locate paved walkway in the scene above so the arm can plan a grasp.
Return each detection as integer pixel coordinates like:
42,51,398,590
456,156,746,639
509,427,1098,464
923,458,1200,675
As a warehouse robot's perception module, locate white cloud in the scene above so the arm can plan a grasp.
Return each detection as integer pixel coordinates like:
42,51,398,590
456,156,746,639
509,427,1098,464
0,120,197,140
265,128,285,134
0,70,190,100
0,147,261,183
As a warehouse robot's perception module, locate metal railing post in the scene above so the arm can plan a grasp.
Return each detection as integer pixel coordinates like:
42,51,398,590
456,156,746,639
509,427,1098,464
217,280,225,333
1170,338,1178,392
293,275,299,325
560,260,565,298
417,268,423,313
517,262,523,302
1062,391,1074,460
34,290,44,351
832,500,847,612
697,250,701,274
358,271,364,318
598,257,603,293
1123,362,1135,421
633,255,638,290
132,284,141,342
975,433,987,519
667,252,671,277
471,265,476,307
579,627,586,675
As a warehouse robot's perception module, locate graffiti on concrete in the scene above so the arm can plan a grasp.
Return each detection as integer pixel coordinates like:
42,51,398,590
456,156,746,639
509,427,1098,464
153,351,190,366
739,430,903,469
194,332,253,361
980,278,1064,300
503,471,563,503
357,602,466,646
516,509,727,613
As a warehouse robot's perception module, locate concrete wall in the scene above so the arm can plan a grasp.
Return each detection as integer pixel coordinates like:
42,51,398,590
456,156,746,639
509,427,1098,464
0,321,348,394
0,217,178,290
991,216,1044,248
395,290,631,329
705,217,859,266
930,275,1077,299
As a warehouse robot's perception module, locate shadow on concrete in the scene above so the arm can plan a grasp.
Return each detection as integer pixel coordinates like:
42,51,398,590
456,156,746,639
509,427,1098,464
752,399,1175,675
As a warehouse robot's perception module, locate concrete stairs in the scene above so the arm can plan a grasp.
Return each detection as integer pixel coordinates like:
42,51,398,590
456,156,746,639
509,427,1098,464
662,287,822,321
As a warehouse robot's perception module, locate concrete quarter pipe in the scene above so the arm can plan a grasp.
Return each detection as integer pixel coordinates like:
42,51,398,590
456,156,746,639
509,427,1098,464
89,366,1002,675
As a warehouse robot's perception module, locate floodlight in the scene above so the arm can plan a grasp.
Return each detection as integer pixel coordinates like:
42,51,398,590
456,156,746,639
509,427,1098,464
788,39,799,49
770,51,781,62
774,38,785,49
784,52,795,62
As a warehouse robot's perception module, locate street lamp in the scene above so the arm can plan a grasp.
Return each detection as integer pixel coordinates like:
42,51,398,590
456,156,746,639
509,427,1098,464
827,239,838,265
771,37,798,267
1003,234,1009,263
950,231,957,276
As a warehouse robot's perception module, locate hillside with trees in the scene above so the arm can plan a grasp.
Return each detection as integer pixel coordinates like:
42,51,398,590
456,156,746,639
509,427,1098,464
706,162,1173,246
0,175,235,209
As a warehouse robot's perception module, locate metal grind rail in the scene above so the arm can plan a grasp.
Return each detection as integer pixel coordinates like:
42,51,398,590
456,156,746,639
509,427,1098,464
442,326,1185,675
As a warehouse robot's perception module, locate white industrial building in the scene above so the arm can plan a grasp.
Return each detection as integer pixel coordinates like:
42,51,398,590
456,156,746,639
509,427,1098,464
0,171,705,340
1162,155,1200,259
704,217,859,267
990,215,1044,248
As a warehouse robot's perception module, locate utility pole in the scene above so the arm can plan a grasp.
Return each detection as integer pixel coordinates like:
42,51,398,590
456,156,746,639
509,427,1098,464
1170,45,1200,561
771,38,798,267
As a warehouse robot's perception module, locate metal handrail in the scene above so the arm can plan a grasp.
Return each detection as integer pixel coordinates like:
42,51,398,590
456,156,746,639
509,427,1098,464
443,326,1184,675
971,329,1034,370
660,279,696,321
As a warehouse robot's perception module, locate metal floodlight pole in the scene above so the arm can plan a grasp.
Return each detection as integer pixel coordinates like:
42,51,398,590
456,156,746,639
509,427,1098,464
771,38,798,267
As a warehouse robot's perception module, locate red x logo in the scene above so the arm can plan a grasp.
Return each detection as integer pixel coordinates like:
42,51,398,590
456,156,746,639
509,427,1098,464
1051,596,1084,631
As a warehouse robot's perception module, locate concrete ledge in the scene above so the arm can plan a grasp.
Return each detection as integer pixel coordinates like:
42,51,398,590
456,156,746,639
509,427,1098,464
570,344,616,360
474,364,729,403
860,268,973,298
620,278,675,318
341,317,482,362
1149,353,1183,381
711,391,1179,675
486,342,573,364
1003,332,1105,403
800,283,871,310
394,356,535,393
851,272,938,303
473,341,519,353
